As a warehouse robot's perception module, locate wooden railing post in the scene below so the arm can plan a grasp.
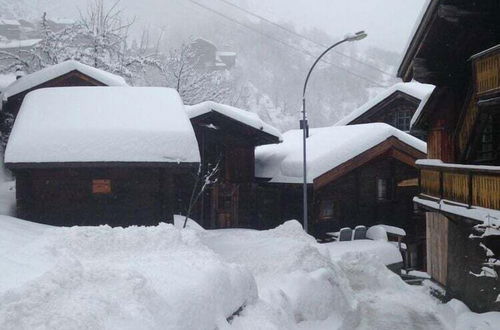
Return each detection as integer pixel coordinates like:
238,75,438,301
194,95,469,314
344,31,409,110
439,170,444,199
468,172,473,208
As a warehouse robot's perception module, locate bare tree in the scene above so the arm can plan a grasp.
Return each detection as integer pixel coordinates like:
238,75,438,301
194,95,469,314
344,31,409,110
153,42,233,105
183,160,220,229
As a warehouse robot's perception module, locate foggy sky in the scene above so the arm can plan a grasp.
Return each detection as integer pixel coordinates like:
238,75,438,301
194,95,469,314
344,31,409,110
244,0,428,53
23,0,427,56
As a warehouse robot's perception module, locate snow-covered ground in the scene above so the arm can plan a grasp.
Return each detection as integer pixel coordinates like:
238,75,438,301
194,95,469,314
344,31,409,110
0,175,497,330
1,213,499,329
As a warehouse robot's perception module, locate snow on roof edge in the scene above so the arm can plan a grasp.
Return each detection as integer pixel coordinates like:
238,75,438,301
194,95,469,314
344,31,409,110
2,60,128,101
334,82,435,126
186,101,282,140
414,196,500,228
397,0,433,78
409,83,436,129
255,123,426,184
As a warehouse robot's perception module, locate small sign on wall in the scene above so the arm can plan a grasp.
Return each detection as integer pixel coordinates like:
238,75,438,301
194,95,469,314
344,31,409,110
92,179,112,194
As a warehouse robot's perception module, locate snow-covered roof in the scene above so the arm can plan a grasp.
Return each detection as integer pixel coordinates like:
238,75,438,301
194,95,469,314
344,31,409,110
0,19,20,26
49,18,75,25
5,87,201,164
0,73,15,92
216,51,236,57
409,83,436,129
186,101,282,139
255,123,426,184
335,82,435,126
2,60,128,100
0,38,41,50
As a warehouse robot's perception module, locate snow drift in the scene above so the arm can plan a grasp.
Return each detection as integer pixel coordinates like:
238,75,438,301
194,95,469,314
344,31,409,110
0,218,256,330
1,216,498,329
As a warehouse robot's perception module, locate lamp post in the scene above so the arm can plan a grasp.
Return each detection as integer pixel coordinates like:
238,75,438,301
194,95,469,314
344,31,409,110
301,31,367,233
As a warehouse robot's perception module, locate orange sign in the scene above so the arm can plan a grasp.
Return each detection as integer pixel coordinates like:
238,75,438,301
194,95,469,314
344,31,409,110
92,179,112,194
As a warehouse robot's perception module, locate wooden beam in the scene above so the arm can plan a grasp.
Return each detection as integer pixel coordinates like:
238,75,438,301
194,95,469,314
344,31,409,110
313,137,426,190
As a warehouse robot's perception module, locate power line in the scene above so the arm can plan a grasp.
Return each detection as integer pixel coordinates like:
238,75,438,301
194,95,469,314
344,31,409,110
215,0,395,78
187,0,387,87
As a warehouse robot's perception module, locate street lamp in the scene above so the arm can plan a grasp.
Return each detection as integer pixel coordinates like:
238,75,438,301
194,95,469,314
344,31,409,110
301,30,367,233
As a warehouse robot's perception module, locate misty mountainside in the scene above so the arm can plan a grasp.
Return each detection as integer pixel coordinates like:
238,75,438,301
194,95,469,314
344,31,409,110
0,0,400,131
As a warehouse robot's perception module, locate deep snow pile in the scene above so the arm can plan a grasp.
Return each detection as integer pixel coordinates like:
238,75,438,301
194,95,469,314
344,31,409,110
1,217,499,330
0,217,255,330
201,221,448,329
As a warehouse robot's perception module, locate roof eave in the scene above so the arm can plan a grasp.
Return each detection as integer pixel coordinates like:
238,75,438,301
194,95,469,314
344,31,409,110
397,0,440,81
5,161,200,170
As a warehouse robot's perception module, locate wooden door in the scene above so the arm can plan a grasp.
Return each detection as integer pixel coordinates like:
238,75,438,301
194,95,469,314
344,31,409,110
212,183,239,228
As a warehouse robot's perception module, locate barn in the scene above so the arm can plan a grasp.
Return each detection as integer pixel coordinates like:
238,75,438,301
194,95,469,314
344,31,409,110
4,87,200,227
186,101,281,229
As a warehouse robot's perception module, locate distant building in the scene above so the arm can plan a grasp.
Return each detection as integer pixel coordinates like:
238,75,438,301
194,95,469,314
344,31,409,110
0,19,21,40
190,38,237,71
5,87,200,226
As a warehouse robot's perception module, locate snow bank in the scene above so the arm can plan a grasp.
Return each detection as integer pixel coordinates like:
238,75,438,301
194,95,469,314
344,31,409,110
0,181,15,216
0,218,256,330
255,123,426,183
5,87,201,164
186,101,282,140
325,239,402,266
2,60,127,100
2,216,497,329
202,221,449,329
334,82,435,126
448,299,500,330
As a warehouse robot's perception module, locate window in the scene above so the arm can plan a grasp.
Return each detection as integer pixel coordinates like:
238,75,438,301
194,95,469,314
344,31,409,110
394,109,412,131
319,199,335,220
475,113,500,165
377,178,388,201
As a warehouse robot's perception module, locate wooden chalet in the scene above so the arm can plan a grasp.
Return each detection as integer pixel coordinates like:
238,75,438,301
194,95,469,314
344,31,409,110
335,82,435,136
4,87,200,227
398,0,500,312
2,60,128,118
186,101,281,229
1,60,128,147
255,123,427,268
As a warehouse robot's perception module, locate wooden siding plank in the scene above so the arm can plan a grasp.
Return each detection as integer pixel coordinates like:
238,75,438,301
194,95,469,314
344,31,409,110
426,212,448,286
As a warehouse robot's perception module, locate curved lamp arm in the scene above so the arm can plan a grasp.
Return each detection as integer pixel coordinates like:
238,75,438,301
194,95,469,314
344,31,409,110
302,39,349,99
302,31,367,100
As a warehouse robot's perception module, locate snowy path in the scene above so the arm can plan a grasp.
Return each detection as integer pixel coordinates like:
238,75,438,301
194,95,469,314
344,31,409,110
1,216,499,329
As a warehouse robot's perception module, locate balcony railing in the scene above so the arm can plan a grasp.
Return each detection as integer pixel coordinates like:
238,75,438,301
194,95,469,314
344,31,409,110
418,161,500,210
473,44,500,97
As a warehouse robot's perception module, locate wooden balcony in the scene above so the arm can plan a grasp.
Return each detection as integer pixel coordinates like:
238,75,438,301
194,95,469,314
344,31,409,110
418,161,500,211
473,44,500,98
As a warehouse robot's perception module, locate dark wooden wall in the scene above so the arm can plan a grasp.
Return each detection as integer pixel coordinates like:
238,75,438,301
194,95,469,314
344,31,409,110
14,166,193,227
312,157,422,236
190,114,272,229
